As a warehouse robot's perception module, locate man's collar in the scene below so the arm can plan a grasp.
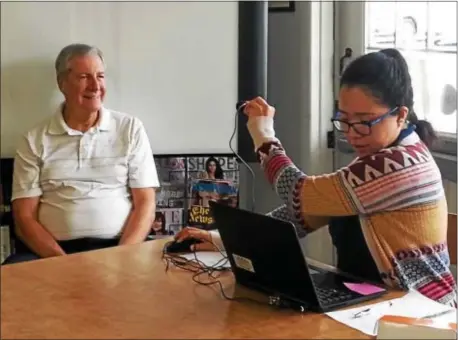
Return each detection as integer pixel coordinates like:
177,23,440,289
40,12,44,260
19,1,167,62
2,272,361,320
47,103,112,135
47,103,75,135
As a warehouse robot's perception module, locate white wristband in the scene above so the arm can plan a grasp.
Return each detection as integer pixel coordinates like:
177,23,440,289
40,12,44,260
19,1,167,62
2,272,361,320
246,116,278,151
209,230,225,251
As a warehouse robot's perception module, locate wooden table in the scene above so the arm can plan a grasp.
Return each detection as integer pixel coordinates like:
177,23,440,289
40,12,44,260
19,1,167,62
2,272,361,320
1,239,404,339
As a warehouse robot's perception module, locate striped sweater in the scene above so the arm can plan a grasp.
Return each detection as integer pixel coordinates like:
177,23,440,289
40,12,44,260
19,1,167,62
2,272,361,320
254,131,456,306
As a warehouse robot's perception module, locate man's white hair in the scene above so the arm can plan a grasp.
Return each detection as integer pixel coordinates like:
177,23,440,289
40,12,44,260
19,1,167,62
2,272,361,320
55,43,104,82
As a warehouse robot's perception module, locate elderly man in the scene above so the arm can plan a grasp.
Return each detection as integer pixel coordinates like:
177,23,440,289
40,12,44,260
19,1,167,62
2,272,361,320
2,44,159,264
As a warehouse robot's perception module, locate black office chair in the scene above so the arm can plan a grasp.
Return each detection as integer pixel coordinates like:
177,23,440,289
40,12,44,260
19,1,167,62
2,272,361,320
0,158,18,255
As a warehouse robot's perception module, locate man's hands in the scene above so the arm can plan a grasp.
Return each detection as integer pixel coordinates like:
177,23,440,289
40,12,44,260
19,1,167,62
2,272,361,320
12,197,66,258
241,96,278,151
174,227,217,251
119,188,156,245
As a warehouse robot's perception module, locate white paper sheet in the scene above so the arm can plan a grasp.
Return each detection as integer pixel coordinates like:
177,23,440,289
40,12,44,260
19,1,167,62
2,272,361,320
180,251,231,269
326,290,457,336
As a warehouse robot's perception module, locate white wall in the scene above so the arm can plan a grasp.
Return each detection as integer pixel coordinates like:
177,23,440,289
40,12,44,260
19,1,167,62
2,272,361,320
0,2,238,156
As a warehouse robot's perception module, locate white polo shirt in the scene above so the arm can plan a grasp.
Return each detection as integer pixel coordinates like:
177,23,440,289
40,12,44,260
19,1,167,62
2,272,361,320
12,105,160,240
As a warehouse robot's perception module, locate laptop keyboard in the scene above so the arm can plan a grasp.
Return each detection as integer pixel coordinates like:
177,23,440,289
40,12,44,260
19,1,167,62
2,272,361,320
315,286,353,306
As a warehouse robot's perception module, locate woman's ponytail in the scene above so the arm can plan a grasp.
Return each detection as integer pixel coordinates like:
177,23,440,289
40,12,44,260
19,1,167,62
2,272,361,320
409,112,437,148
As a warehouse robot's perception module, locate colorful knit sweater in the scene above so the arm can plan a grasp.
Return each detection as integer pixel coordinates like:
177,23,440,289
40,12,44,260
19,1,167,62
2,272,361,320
254,131,456,306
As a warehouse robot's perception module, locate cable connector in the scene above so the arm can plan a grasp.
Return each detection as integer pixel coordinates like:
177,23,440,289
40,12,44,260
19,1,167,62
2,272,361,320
268,295,308,313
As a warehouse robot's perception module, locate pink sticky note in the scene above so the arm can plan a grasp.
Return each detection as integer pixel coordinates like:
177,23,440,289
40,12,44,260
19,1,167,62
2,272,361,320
343,282,386,296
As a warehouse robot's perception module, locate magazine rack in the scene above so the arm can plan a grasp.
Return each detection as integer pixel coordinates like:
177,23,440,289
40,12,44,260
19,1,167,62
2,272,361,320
154,154,240,235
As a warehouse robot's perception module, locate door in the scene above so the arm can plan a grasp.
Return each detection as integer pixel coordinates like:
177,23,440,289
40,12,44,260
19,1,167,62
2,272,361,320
333,1,457,170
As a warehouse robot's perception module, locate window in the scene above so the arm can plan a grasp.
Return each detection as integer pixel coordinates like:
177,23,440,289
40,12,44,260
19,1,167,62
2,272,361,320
366,2,457,141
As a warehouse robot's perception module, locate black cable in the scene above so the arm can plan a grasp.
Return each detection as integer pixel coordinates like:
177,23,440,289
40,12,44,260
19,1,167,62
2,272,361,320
161,239,229,278
162,240,263,304
162,240,309,312
228,110,256,212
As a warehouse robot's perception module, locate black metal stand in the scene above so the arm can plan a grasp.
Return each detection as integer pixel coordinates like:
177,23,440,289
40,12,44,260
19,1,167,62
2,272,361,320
237,1,268,163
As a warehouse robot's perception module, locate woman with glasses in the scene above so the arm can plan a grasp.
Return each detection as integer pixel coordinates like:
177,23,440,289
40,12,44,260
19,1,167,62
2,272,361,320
176,48,456,306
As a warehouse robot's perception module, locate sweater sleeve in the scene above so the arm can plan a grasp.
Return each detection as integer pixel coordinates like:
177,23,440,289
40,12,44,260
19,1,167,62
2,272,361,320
256,140,443,219
266,204,329,236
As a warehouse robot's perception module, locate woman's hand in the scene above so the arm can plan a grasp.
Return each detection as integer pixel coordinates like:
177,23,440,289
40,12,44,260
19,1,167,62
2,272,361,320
242,96,278,151
243,96,276,118
174,227,217,251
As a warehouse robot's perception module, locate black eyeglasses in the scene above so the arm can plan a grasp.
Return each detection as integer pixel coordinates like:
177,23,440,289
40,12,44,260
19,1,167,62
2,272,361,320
331,107,399,136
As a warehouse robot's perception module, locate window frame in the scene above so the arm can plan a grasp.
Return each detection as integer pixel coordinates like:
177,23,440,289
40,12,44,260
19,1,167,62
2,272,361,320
334,1,456,182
